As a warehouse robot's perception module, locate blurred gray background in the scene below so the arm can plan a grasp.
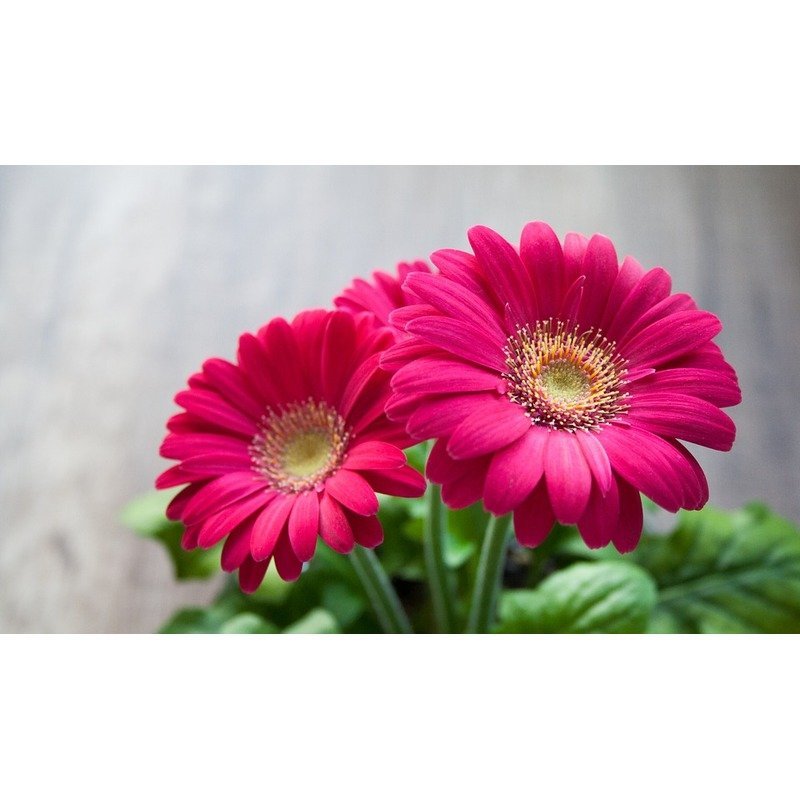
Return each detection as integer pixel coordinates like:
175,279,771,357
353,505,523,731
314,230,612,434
1,166,798,633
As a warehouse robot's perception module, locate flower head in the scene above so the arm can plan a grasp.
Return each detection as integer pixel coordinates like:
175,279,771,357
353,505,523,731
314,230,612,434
383,222,741,553
335,260,431,335
157,309,425,592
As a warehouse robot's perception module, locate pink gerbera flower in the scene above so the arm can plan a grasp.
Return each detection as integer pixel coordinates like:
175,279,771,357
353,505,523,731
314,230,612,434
383,222,741,553
156,309,425,592
335,260,431,335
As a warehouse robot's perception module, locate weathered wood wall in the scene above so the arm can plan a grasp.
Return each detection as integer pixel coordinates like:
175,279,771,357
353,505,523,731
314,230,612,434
1,166,798,632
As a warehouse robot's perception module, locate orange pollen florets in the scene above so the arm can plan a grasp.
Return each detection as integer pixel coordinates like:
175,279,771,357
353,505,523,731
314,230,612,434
249,399,350,492
503,319,628,431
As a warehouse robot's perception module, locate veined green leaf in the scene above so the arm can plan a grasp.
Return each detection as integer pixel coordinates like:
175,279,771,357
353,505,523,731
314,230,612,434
496,561,657,633
632,503,800,633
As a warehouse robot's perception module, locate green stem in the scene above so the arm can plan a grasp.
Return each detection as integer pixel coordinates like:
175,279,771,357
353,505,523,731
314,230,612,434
350,546,413,634
466,514,513,633
423,483,458,632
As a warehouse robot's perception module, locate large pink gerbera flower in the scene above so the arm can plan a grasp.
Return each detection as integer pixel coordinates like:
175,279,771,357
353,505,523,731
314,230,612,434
383,222,741,553
335,260,431,335
156,309,425,592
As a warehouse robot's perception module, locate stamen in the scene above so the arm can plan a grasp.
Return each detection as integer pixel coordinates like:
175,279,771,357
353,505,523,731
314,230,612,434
503,319,628,431
249,399,350,492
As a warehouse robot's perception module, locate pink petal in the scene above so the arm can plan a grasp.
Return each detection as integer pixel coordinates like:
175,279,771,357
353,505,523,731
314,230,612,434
166,411,200,435
236,333,282,407
577,234,618,329
362,465,426,497
344,441,406,470
197,492,269,548
429,248,489,295
617,293,697,348
628,394,736,451
441,462,489,509
622,310,723,369
182,472,263,525
520,220,562,319
349,383,394,437
544,431,592,524
355,418,415,449
664,340,734,374
467,225,536,325
574,430,613,494
155,464,195,489
174,389,257,437
182,523,200,549
407,393,499,441
629,367,741,408
612,477,643,553
288,490,319,562
238,556,269,593
221,519,256,571
262,317,312,403
384,391,423,422
201,358,265,421
406,315,507,371
351,320,394,367
562,232,589,287
483,427,549,515
320,311,357,405
251,494,295,561
160,451,254,482
391,357,502,394
389,303,438,331
403,272,507,340
426,437,470,484
159,432,249,460
598,256,647,333
447,400,530,459
338,353,382,419
557,275,585,321
598,425,703,512
325,469,379,515
347,511,384,548
319,494,355,553
670,441,709,510
380,339,440,371
513,481,555,547
604,266,671,342
577,480,619,549
273,533,303,581
165,483,205,521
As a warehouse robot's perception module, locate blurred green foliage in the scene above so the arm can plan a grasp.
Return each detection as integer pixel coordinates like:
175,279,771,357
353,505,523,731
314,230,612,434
124,472,800,633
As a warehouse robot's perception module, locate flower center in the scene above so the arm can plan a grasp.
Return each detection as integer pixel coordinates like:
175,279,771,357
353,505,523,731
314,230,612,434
250,400,350,492
503,320,628,431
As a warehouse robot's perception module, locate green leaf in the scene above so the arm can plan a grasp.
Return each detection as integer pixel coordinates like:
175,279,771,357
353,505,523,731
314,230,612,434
159,608,223,633
631,503,800,633
283,608,340,634
219,613,278,634
158,580,279,633
320,582,365,627
122,491,221,580
497,561,657,633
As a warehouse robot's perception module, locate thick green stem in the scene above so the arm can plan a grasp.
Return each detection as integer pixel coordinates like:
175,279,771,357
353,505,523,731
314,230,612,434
466,514,513,633
423,483,458,633
350,546,413,634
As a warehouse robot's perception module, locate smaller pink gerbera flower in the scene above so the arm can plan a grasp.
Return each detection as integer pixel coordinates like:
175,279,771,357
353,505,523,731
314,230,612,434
156,309,425,593
335,260,431,335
